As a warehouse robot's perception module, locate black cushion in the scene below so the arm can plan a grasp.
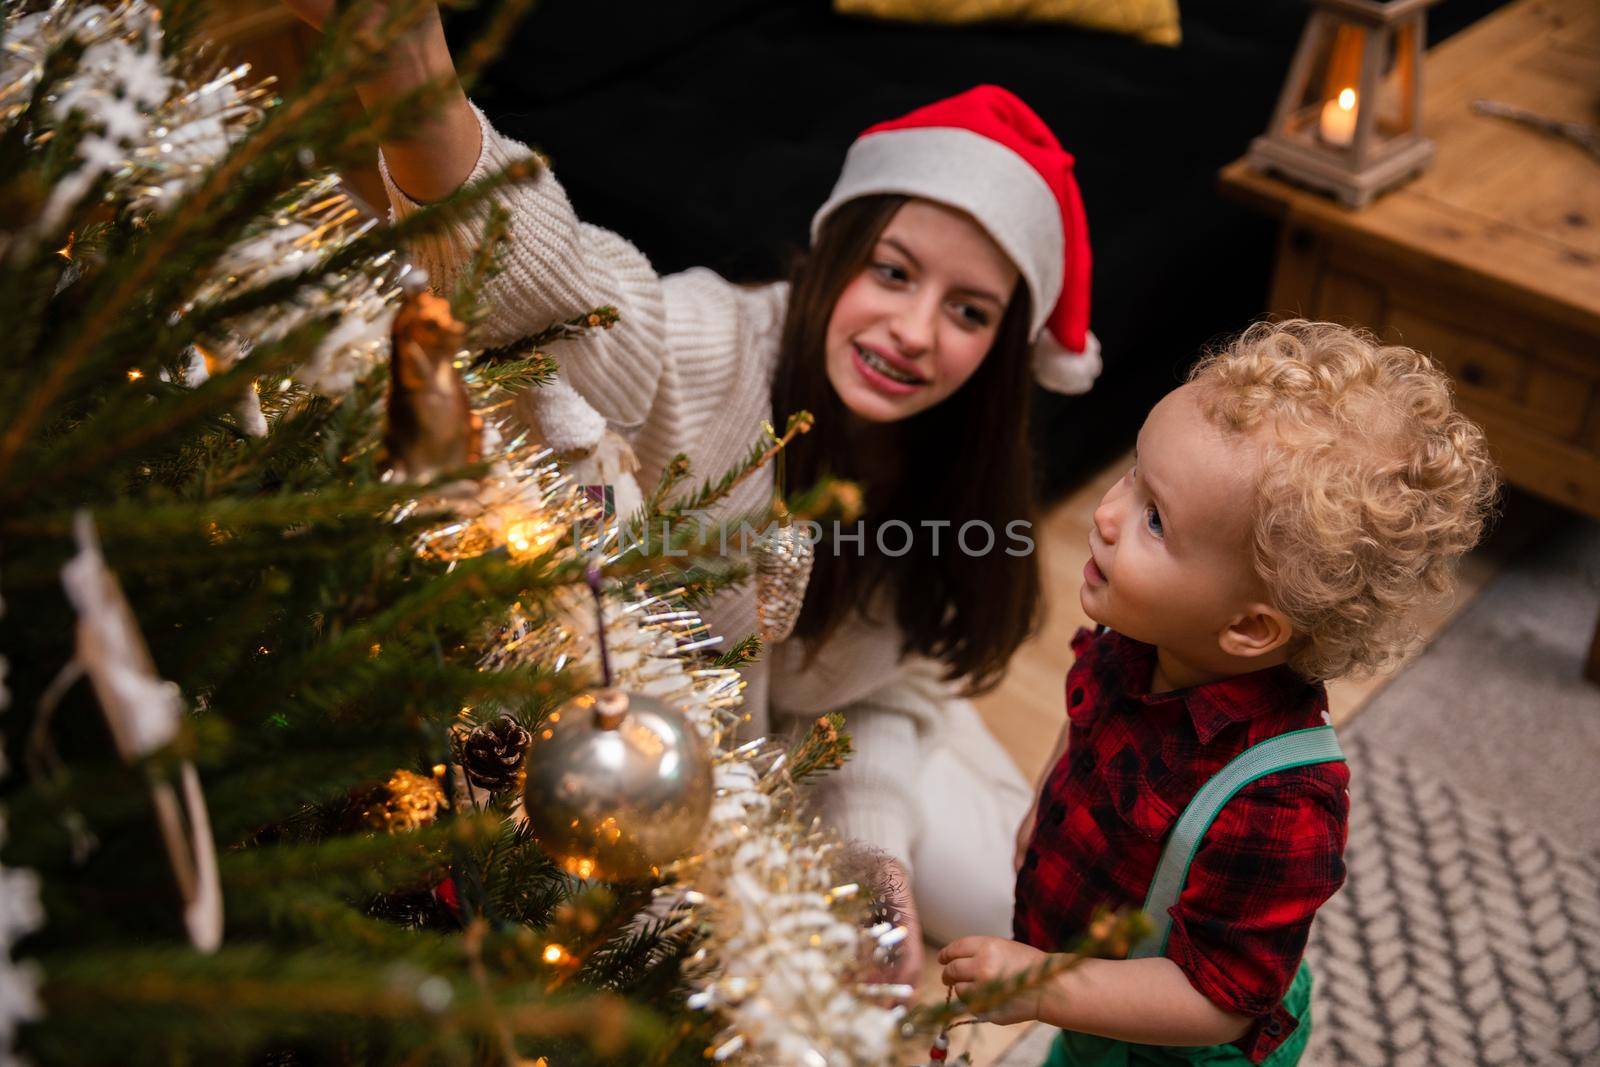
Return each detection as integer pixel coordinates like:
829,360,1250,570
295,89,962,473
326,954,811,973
453,0,1504,497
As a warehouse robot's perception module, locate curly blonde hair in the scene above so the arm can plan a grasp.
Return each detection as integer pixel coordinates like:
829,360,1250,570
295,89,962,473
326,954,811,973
1188,320,1500,681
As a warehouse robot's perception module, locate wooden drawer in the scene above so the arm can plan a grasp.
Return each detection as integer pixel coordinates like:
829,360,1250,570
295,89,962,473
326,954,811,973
1309,251,1596,442
1269,230,1600,519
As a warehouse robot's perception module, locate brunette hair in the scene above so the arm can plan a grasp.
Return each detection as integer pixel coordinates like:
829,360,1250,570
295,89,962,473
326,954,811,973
770,195,1042,695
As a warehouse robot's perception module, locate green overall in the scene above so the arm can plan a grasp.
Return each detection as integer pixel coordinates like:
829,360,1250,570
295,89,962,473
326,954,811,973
1042,726,1346,1067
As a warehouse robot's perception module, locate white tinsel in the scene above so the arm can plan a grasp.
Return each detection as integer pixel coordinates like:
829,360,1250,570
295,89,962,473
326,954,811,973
0,567,45,1062
185,187,400,400
4,0,388,402
3,3,171,236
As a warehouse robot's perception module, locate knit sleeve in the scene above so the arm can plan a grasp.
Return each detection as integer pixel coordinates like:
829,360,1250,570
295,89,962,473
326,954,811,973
774,653,949,874
810,702,924,869
379,103,667,433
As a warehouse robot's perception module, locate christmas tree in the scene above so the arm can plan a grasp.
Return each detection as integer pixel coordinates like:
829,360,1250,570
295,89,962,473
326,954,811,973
0,4,1144,1063
0,2,915,1062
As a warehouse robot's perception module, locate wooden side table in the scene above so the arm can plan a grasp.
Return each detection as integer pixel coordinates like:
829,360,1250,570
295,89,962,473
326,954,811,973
1219,0,1600,677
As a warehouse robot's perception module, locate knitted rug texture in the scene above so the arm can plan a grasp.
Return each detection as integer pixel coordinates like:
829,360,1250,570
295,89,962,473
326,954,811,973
1301,735,1600,1067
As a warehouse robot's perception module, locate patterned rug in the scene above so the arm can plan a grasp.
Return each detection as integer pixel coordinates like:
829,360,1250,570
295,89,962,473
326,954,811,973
1303,736,1600,1067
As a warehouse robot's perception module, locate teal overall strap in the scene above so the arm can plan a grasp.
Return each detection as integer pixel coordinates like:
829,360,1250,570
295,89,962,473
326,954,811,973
1128,725,1346,960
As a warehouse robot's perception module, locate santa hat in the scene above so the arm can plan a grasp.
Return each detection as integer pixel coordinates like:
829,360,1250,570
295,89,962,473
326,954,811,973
811,85,1100,395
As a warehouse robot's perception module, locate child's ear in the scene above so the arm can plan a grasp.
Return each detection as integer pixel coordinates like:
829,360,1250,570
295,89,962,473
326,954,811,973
1219,604,1294,661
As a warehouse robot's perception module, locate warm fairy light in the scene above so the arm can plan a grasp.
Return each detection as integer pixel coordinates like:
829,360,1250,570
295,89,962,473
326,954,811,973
505,517,558,560
1339,87,1356,110
570,857,596,879
542,943,568,965
126,369,143,381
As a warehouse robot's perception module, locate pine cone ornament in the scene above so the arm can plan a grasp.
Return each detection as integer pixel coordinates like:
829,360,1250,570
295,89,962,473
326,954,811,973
755,511,814,644
451,716,531,792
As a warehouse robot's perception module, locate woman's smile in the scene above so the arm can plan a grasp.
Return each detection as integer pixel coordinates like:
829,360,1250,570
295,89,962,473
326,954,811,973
852,341,927,395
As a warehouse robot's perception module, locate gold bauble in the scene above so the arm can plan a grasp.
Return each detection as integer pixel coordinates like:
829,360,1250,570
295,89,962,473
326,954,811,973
357,768,449,834
521,689,711,880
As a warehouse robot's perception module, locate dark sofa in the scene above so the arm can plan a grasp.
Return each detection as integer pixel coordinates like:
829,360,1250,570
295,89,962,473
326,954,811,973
450,0,1502,499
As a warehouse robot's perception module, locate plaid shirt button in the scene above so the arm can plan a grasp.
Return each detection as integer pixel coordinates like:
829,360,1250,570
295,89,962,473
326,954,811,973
1069,686,1086,706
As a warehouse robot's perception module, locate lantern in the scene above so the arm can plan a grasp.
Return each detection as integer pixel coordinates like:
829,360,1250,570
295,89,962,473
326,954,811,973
1246,0,1438,208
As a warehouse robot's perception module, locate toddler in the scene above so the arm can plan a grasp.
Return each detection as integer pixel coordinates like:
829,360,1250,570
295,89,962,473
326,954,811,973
940,320,1498,1065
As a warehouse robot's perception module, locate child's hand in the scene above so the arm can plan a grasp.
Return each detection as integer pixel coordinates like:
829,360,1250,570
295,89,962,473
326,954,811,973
938,936,1051,1025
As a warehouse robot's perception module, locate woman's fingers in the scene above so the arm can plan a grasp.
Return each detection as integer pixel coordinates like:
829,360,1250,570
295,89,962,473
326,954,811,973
280,0,334,30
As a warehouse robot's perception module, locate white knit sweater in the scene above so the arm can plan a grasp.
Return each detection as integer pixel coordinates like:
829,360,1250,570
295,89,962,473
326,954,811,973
381,106,956,867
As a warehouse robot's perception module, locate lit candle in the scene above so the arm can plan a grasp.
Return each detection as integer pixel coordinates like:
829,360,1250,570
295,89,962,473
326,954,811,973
1320,87,1358,147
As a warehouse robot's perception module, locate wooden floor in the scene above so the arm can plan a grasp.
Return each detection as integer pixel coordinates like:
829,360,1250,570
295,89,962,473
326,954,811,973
912,449,1509,1066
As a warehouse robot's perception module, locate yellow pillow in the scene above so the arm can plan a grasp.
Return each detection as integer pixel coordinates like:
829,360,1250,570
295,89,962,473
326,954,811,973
834,0,1181,47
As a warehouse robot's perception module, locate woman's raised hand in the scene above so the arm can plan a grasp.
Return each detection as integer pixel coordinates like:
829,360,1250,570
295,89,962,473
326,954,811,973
280,0,339,30
278,0,480,203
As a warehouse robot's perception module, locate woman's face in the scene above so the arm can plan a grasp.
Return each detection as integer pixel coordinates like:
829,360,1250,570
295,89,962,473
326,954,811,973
824,200,1021,423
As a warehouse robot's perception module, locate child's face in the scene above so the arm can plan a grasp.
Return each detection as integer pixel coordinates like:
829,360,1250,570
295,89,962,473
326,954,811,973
824,199,1019,423
1081,385,1286,677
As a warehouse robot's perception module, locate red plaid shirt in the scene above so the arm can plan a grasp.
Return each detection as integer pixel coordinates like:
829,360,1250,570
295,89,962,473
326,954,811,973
1013,628,1349,1062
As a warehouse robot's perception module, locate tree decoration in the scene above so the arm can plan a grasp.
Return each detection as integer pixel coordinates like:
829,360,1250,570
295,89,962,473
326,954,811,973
520,565,712,880
353,767,450,835
384,282,482,481
521,687,713,881
49,512,222,954
755,499,815,644
450,714,531,793
751,419,815,645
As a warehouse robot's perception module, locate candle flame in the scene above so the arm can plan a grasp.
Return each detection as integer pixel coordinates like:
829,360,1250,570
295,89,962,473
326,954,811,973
1338,88,1356,112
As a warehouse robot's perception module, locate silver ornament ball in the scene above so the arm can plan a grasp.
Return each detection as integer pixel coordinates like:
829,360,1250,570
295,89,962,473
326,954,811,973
521,688,712,880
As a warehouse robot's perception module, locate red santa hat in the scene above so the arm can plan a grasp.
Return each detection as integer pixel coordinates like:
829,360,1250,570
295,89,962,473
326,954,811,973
811,85,1100,395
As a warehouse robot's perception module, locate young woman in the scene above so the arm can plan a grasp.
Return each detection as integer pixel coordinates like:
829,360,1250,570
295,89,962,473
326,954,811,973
286,1,1101,983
